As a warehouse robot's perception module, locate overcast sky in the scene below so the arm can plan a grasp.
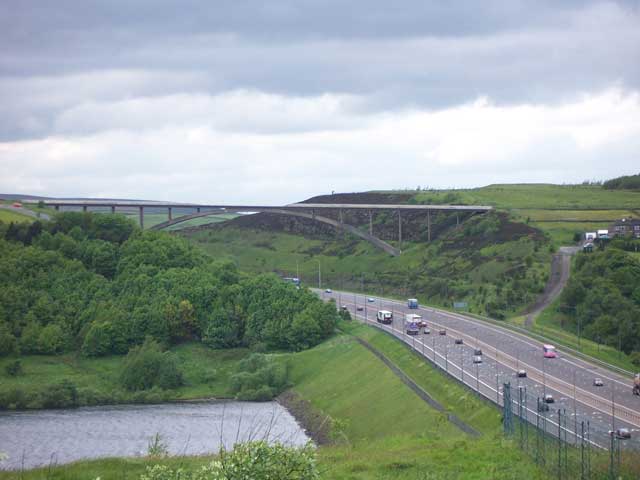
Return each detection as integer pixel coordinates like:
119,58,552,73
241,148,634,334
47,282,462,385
1,1,639,203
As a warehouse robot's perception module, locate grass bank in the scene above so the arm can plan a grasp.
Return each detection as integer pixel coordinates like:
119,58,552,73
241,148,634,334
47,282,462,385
0,210,32,224
0,326,545,479
0,343,248,409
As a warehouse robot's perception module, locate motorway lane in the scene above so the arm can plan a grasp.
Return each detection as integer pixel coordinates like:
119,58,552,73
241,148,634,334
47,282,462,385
320,289,640,448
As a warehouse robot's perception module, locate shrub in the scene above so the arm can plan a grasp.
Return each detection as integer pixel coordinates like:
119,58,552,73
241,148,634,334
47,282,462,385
4,360,22,376
82,321,115,357
140,441,318,480
120,338,183,391
230,353,289,401
0,322,17,356
630,351,640,368
41,380,79,408
38,323,69,354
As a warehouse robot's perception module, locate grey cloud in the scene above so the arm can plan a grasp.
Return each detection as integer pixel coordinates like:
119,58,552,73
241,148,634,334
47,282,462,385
0,1,639,142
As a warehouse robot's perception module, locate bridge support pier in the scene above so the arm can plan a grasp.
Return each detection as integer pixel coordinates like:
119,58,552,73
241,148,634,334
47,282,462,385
168,207,172,220
427,210,431,242
55,205,59,211
368,210,373,235
398,210,402,244
82,205,87,212
338,209,344,236
111,206,115,214
139,206,144,229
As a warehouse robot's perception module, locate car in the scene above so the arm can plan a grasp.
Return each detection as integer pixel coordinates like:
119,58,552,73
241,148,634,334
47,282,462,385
593,378,604,387
356,306,364,311
423,328,431,334
417,319,428,328
454,338,463,345
367,297,375,303
439,329,447,335
325,289,333,293
517,370,527,378
537,402,550,412
341,305,348,311
474,349,482,356
473,355,482,364
543,394,554,404
610,428,631,440
543,344,557,359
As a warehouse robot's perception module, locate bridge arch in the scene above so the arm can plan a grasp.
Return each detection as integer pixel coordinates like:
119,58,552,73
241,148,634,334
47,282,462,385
151,208,400,256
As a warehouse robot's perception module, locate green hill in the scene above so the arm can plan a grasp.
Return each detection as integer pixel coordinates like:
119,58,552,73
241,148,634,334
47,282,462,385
180,183,640,323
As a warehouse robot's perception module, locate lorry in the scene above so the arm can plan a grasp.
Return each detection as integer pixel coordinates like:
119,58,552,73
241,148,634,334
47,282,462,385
376,310,393,324
407,298,419,309
405,313,426,328
404,318,420,335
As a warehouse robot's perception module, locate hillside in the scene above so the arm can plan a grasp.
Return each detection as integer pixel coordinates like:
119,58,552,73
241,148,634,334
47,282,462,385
180,184,640,321
181,191,550,319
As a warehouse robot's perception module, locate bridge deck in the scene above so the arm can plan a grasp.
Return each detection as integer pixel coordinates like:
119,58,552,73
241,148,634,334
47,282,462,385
32,200,492,212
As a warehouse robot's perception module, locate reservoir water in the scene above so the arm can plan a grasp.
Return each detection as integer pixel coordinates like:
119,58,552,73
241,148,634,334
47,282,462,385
0,401,309,470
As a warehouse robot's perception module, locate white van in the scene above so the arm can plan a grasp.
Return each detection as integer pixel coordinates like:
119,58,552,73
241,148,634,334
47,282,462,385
376,310,393,324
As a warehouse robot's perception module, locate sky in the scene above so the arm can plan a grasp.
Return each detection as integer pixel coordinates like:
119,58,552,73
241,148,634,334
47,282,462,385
0,1,639,204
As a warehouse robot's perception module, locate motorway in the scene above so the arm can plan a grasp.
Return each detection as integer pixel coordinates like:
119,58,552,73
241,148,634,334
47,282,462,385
319,289,640,449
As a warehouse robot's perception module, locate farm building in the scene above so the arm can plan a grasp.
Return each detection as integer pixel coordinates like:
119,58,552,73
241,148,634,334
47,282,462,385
609,218,640,238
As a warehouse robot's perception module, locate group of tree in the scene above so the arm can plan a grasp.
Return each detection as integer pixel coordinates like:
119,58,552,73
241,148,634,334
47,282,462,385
559,248,640,363
602,173,640,190
0,212,339,363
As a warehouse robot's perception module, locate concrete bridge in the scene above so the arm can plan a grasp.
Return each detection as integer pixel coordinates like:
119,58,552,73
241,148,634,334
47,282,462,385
34,200,492,256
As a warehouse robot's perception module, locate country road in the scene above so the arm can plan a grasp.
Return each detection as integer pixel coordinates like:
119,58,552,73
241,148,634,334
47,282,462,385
318,289,640,449
524,246,580,327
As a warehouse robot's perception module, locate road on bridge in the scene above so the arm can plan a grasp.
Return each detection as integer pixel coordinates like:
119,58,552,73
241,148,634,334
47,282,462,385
318,289,640,449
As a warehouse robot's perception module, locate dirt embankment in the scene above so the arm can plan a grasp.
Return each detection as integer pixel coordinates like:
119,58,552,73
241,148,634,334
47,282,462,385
277,390,333,445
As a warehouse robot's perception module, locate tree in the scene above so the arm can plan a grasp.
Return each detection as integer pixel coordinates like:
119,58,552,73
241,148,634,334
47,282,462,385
120,338,183,391
0,321,17,356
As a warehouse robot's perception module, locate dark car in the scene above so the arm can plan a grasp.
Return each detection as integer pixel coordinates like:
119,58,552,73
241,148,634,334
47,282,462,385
538,402,550,412
356,306,364,311
610,428,631,440
341,305,348,311
439,329,447,335
474,349,482,356
454,338,463,345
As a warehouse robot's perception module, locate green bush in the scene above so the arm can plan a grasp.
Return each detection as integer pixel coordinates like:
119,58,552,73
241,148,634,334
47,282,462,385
0,321,17,356
41,380,79,408
140,441,318,480
230,353,289,401
4,359,22,376
120,338,183,391
82,321,115,356
38,323,69,354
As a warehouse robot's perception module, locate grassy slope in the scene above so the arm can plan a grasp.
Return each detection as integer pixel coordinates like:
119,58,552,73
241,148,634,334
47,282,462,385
0,326,544,480
185,222,549,318
414,184,640,245
413,184,640,209
0,343,248,406
0,210,33,223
